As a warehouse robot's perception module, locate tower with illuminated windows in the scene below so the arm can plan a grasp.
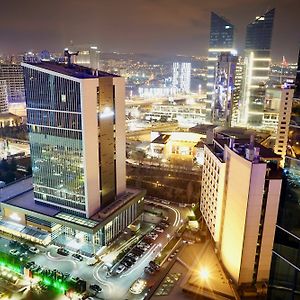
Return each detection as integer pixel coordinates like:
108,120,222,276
241,9,275,127
0,59,144,253
207,12,234,122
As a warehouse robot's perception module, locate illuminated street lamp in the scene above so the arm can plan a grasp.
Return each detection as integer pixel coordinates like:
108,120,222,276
199,267,209,280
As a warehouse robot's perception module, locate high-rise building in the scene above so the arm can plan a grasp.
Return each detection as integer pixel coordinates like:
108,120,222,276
274,83,294,160
200,136,282,290
0,63,25,103
0,80,9,113
241,9,275,127
172,62,191,94
0,60,145,254
68,45,101,70
213,52,242,126
268,50,300,299
207,12,234,122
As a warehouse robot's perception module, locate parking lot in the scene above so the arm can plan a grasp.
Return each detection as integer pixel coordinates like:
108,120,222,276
0,200,190,300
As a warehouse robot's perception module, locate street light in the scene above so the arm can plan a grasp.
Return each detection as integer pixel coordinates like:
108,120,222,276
199,267,209,280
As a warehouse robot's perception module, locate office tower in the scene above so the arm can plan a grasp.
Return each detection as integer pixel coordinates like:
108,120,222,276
23,60,128,217
268,50,300,299
213,52,241,126
0,59,144,254
231,57,244,126
68,45,101,70
274,83,294,159
241,9,275,127
207,12,234,122
0,63,25,103
0,80,9,113
200,136,282,290
172,62,191,94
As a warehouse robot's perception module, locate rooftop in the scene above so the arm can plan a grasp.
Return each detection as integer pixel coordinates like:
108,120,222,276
214,138,281,160
22,61,119,79
151,134,171,144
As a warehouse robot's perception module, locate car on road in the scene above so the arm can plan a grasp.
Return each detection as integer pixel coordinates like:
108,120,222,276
149,261,160,271
86,256,98,266
115,264,126,275
168,253,176,261
90,284,102,293
130,278,147,295
9,249,20,256
57,247,69,256
161,200,170,205
29,246,39,254
144,266,155,275
72,253,84,261
162,216,169,221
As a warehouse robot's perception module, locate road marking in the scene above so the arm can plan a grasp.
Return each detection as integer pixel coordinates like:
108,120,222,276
46,251,77,266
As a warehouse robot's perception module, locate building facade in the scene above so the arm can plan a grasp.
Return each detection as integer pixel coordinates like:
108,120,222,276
200,137,282,290
172,62,191,94
241,9,275,127
0,61,145,255
213,52,241,125
274,83,294,160
207,12,234,122
68,45,101,70
0,80,9,113
0,64,25,103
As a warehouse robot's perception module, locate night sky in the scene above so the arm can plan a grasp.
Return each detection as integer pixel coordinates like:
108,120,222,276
0,0,299,62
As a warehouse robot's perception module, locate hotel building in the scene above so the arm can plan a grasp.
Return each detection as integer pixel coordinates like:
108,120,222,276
200,136,282,288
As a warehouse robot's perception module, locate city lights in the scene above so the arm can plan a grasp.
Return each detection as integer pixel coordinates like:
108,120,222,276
199,267,209,280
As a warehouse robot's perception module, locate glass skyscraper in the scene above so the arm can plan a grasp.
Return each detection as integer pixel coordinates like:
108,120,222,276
22,61,127,218
268,50,300,299
241,9,275,127
207,12,234,122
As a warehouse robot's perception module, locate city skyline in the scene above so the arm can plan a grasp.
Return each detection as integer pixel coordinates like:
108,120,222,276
0,0,299,62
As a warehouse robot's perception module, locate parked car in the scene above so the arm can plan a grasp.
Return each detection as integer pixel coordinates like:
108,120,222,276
127,253,138,261
9,249,20,256
90,284,102,293
29,246,40,254
123,260,133,268
115,264,126,274
57,248,69,256
154,227,164,233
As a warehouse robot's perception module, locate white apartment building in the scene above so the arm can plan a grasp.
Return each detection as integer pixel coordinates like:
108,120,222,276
274,84,294,159
200,137,282,286
200,144,226,244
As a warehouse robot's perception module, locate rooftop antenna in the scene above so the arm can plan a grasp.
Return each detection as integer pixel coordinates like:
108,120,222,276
64,49,79,67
